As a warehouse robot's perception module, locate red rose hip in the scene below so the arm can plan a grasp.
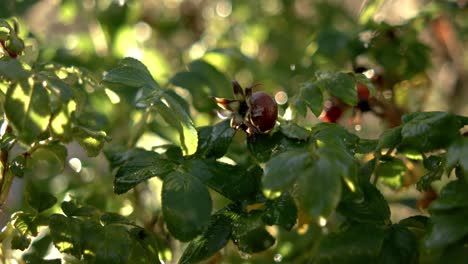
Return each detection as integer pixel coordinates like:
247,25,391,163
248,91,278,132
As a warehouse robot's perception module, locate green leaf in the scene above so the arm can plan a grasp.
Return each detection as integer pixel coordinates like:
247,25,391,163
247,131,303,162
162,171,212,241
5,81,51,144
280,122,311,140
300,82,323,117
426,180,468,248
231,212,275,254
263,148,312,192
378,224,418,264
179,213,232,264
429,179,468,212
311,122,359,151
184,159,261,201
9,154,26,177
316,71,357,106
0,57,29,80
446,137,468,176
103,57,159,90
401,112,461,152
315,224,386,264
356,139,378,154
188,59,231,97
11,232,31,250
375,156,406,189
94,225,132,264
399,215,430,239
262,192,297,231
114,151,175,194
39,74,73,102
154,91,198,155
13,212,38,236
104,146,150,170
376,126,402,152
100,213,134,226
296,152,342,223
354,73,376,96
24,142,67,178
49,214,82,257
72,126,110,157
128,227,161,263
338,182,390,224
170,71,215,112
359,158,376,182
196,119,236,159
26,188,57,213
61,200,99,217
417,155,445,191
425,209,468,249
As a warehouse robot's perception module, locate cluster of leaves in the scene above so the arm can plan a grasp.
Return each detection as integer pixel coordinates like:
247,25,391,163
4,187,162,263
1,4,468,263
102,56,468,263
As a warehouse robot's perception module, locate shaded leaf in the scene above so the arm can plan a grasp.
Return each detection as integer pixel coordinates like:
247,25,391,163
316,71,357,106
446,137,468,176
376,126,402,152
162,171,212,241
61,200,99,217
401,112,461,152
185,159,261,201
49,214,82,257
231,212,275,254
26,189,57,213
315,224,385,264
262,192,297,231
338,182,390,224
0,57,29,80
179,213,232,264
300,82,323,117
263,148,312,192
114,151,175,194
247,131,303,162
280,122,311,140
100,212,134,226
378,224,418,264
188,59,231,97
417,155,445,191
170,71,215,112
11,233,31,250
196,119,236,159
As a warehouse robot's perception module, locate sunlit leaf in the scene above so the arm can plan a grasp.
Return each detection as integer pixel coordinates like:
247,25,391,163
5,81,51,144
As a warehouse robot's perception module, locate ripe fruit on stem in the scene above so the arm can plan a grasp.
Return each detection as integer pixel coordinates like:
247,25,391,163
211,80,278,135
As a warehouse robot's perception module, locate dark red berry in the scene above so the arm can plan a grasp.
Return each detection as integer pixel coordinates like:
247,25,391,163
357,83,370,100
248,91,278,132
321,105,343,123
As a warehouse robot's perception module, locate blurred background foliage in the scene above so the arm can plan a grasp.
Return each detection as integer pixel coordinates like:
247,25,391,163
1,0,468,263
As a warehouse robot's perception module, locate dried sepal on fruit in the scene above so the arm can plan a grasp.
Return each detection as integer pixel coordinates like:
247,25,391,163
211,80,278,135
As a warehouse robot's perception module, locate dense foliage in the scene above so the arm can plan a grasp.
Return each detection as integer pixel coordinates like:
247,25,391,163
0,1,467,263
